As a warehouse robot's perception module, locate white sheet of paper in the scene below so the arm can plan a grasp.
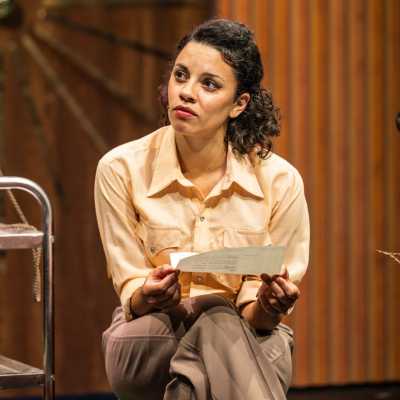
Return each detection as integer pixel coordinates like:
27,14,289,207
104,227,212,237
170,252,198,268
169,246,285,275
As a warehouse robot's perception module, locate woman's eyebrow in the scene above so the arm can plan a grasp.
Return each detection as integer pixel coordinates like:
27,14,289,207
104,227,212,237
202,72,224,82
175,63,224,82
175,63,188,71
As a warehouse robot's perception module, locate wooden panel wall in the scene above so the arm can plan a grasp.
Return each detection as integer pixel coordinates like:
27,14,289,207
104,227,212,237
216,0,400,387
0,1,210,396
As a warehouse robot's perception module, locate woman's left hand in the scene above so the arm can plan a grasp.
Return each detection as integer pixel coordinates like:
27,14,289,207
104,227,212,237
257,268,300,316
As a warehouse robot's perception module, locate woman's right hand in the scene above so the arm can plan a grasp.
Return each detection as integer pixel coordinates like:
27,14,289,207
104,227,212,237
141,265,181,311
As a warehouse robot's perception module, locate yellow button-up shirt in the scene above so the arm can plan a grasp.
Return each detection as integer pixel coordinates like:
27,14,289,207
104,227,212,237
94,126,310,320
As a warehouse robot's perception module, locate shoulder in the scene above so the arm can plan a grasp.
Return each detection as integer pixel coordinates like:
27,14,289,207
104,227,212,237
98,125,167,166
256,152,304,193
96,126,168,176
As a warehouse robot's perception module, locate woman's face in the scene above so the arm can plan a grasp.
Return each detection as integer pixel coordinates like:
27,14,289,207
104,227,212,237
167,41,248,140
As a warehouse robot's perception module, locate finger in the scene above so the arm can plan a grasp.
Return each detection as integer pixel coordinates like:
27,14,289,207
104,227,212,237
259,286,289,314
281,267,289,279
156,288,181,310
151,282,180,303
268,296,287,313
258,295,282,315
276,277,300,300
272,266,288,280
270,281,293,308
144,276,177,298
260,273,273,285
270,281,285,299
152,265,177,279
150,272,179,296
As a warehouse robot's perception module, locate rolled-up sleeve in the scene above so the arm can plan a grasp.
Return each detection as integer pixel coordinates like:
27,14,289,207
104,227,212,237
235,166,310,309
94,158,152,320
269,169,309,285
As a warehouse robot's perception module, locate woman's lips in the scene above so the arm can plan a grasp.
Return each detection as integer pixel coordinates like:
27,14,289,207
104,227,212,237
173,106,197,119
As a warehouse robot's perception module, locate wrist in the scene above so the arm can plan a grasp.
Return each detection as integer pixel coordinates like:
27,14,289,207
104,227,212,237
130,286,154,317
241,300,281,331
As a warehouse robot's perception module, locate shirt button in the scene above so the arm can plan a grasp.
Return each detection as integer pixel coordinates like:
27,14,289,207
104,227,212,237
196,276,204,283
150,246,156,254
199,216,205,222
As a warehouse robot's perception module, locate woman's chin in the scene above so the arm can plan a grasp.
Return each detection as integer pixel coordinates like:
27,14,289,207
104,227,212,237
171,122,196,137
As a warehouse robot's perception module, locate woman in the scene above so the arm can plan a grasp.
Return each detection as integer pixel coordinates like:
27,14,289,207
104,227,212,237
95,19,309,400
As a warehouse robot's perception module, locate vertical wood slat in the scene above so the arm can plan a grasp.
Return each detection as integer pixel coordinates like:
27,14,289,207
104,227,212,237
366,0,385,381
253,0,270,89
287,0,311,386
389,0,400,380
309,0,329,384
270,0,290,159
384,0,400,381
217,0,400,387
327,0,349,384
347,0,368,382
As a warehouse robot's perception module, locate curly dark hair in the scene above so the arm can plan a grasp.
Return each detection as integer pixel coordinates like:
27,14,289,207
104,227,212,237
159,18,280,159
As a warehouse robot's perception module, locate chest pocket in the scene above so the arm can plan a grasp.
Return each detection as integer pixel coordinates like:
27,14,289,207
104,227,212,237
212,228,272,293
137,222,183,267
223,228,271,248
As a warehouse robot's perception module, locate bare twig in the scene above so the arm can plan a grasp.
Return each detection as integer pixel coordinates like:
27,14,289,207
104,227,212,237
377,250,400,265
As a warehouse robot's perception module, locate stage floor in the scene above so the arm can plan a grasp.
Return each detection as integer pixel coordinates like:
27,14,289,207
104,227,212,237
2,384,400,399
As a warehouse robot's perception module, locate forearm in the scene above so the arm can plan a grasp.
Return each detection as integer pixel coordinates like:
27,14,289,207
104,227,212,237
240,300,283,331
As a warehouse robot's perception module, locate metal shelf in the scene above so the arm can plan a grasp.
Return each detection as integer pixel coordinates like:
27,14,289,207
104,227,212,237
0,355,45,389
0,224,44,249
0,177,54,400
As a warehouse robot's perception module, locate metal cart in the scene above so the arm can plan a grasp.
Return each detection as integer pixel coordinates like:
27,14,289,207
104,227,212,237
0,177,54,399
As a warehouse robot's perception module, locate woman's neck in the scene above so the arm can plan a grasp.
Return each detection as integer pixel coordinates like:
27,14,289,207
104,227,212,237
175,130,227,179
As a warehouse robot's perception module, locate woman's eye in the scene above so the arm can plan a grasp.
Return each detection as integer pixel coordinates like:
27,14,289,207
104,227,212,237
174,70,187,81
203,79,219,91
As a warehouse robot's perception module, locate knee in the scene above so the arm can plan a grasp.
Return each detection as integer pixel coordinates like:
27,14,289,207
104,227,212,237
105,340,175,398
103,314,177,398
190,293,236,315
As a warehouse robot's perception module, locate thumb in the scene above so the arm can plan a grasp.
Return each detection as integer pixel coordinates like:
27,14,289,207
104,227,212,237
153,265,175,279
281,267,289,279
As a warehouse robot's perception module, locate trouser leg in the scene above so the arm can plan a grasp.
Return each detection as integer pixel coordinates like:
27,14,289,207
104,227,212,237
164,303,292,400
103,296,293,400
257,323,294,394
102,295,233,400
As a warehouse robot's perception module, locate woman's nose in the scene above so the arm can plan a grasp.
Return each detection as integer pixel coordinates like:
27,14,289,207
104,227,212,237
179,82,195,103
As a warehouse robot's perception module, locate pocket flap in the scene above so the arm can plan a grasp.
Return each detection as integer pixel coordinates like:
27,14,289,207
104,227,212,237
137,222,182,257
223,228,271,248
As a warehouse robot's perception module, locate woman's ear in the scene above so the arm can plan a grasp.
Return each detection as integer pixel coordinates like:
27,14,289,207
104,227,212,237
229,92,250,119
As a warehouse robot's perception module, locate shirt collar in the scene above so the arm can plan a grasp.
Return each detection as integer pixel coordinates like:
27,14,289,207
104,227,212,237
147,126,191,197
147,126,264,200
223,145,265,199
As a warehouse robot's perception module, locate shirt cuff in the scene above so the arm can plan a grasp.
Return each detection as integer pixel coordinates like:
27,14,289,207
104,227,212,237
120,277,146,321
235,279,262,309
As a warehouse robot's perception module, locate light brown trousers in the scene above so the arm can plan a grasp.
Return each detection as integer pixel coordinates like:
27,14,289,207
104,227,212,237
102,294,293,400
